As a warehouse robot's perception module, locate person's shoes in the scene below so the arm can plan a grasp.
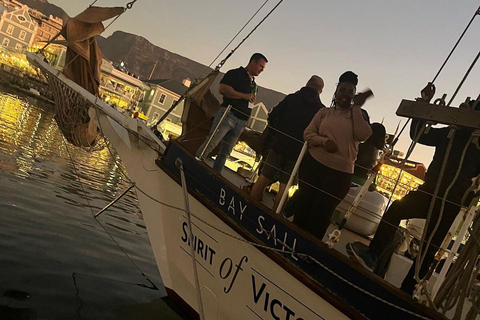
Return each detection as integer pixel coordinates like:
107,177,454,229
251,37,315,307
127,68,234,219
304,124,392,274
346,242,377,272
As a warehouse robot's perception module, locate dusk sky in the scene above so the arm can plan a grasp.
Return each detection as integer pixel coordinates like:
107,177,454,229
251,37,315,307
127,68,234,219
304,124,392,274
51,0,480,165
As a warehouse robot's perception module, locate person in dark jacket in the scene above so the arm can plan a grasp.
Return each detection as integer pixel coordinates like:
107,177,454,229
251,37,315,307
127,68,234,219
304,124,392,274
250,75,325,211
347,83,480,295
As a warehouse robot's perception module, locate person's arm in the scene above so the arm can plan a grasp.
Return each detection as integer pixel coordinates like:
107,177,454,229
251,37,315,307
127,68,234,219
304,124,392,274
219,84,255,102
304,109,337,152
409,83,442,146
409,119,444,146
351,105,372,141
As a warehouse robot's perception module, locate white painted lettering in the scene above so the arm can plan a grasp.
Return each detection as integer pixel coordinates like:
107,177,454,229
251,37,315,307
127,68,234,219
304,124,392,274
219,188,226,205
239,201,247,221
228,197,236,215
268,224,277,245
256,215,265,234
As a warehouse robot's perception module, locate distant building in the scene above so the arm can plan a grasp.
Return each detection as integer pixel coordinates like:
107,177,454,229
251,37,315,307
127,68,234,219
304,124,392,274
1,0,64,45
140,79,189,125
99,60,145,112
0,0,23,10
31,41,66,70
247,102,269,132
28,9,63,44
0,4,37,50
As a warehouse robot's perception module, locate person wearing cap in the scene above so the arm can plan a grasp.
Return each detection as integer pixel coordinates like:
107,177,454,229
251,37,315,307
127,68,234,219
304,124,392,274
284,71,373,240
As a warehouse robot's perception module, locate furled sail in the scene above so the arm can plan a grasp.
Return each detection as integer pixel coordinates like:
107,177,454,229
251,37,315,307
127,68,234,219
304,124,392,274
178,71,221,154
52,6,124,147
178,70,264,156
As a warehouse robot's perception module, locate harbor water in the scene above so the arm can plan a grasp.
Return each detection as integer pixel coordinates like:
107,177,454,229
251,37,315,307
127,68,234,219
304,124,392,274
0,86,188,320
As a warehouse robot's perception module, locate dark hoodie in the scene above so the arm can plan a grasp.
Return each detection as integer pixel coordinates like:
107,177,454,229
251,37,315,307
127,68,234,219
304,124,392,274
265,86,325,160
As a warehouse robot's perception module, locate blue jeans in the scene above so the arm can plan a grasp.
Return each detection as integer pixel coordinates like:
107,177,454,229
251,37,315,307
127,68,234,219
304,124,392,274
196,107,246,173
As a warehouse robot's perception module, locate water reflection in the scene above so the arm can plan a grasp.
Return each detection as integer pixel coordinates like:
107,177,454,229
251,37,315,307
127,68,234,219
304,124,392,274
0,89,129,196
0,87,186,319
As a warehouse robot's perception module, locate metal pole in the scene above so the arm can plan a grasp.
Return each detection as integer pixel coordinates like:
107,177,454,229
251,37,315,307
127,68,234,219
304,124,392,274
340,173,376,228
431,198,478,298
198,105,232,159
276,142,308,214
176,159,206,320
246,155,262,184
94,184,135,218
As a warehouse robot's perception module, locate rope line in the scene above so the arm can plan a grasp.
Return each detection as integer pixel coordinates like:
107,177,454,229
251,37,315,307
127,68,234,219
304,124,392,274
214,0,285,70
60,132,159,291
415,133,474,286
199,0,271,79
415,129,456,283
153,0,284,128
87,131,437,319
432,5,480,83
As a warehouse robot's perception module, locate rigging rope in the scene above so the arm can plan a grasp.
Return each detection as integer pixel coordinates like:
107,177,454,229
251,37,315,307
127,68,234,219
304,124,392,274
90,113,435,319
60,133,159,291
416,133,474,287
447,49,480,107
414,128,456,283
94,138,434,320
214,0,284,71
199,0,271,79
383,120,428,212
153,0,285,129
59,1,137,75
432,5,480,83
391,5,480,151
434,214,480,319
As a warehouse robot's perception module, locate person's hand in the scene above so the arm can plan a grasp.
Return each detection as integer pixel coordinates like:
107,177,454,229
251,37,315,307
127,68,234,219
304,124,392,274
245,93,256,103
353,89,374,107
420,82,436,103
324,139,338,153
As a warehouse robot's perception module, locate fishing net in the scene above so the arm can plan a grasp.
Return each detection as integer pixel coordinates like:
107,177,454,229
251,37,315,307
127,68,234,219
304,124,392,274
44,68,98,147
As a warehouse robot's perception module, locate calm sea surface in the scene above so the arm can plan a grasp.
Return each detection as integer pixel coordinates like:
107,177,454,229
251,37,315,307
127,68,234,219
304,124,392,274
0,87,188,320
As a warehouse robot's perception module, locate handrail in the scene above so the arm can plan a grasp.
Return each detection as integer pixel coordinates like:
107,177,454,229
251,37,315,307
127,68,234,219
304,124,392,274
275,141,308,214
197,105,232,159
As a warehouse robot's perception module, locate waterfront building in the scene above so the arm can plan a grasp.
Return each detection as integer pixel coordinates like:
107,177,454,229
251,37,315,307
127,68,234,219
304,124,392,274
99,59,145,114
0,4,37,51
140,78,189,138
28,9,63,43
30,41,66,70
247,102,268,132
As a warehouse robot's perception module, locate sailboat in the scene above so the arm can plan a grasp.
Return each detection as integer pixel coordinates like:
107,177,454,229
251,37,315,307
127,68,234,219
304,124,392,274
26,1,480,319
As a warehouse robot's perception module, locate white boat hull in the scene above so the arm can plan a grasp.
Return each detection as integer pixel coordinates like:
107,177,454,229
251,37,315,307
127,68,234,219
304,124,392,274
98,112,350,319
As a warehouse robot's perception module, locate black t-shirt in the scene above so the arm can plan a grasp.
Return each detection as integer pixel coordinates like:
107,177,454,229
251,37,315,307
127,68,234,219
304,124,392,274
220,67,257,120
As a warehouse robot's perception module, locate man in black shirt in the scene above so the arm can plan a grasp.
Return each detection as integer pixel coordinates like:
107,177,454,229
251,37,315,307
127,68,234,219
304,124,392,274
347,83,480,295
250,75,325,210
196,53,268,173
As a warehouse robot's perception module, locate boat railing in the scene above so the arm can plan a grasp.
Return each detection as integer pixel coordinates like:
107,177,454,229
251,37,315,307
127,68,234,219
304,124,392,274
190,102,480,266
197,105,232,159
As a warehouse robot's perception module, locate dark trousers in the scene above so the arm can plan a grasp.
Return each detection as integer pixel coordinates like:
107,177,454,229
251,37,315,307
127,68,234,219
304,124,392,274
286,152,351,240
369,190,461,294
